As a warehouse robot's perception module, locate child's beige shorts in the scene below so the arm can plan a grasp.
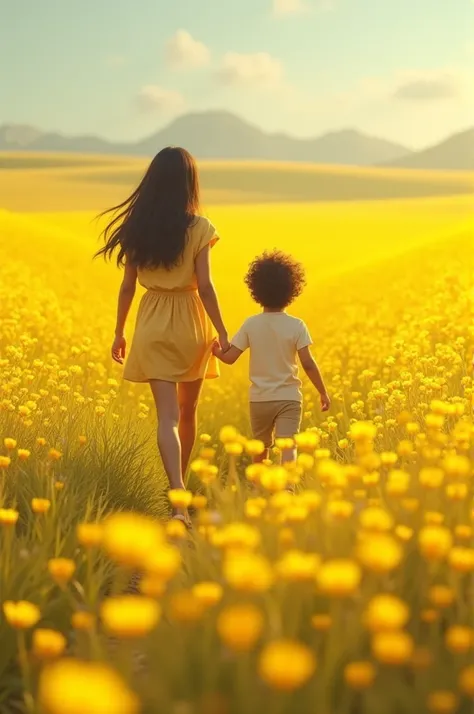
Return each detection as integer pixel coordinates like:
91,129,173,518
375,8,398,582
250,400,302,448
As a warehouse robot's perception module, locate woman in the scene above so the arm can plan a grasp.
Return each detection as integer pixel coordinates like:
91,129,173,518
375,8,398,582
96,147,228,523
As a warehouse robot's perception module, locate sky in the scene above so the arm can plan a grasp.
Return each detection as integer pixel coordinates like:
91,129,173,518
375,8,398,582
1,0,473,149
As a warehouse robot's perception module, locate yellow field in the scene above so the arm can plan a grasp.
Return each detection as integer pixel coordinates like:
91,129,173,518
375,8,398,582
0,158,473,714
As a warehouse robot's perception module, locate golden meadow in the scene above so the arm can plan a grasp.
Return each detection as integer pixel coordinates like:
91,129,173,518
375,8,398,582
0,155,473,714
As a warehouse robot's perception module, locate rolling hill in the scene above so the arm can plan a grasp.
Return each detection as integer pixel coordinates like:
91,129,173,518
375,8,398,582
386,128,474,171
0,111,411,166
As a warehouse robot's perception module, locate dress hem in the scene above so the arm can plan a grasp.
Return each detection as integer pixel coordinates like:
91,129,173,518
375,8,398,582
123,374,219,384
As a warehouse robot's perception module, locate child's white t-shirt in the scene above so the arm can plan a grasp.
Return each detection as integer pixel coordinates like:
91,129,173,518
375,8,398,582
231,312,312,403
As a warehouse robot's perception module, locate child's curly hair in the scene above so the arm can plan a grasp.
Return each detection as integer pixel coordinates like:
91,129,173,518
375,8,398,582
244,250,306,309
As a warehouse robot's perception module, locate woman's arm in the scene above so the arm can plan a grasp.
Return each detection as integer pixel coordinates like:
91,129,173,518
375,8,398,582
195,245,229,350
111,261,137,363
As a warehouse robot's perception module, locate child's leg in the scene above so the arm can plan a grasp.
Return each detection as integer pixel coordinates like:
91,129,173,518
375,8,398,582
274,401,302,465
177,379,204,483
249,402,275,462
149,380,187,516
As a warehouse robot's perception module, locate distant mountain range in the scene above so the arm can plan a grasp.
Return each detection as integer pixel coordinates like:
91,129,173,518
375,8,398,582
0,111,472,170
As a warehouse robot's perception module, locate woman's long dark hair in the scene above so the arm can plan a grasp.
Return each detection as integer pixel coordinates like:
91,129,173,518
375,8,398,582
95,146,200,269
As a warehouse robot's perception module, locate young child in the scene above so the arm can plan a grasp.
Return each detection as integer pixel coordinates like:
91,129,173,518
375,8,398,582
96,147,229,524
213,250,330,463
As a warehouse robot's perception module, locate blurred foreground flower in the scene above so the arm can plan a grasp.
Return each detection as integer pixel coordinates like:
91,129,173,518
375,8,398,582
3,601,40,629
38,659,139,714
101,596,161,638
32,628,67,659
259,639,316,691
101,512,164,568
217,603,264,652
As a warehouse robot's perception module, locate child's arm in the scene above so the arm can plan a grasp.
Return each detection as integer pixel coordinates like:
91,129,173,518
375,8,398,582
298,346,331,411
212,343,243,365
195,245,229,351
112,260,137,363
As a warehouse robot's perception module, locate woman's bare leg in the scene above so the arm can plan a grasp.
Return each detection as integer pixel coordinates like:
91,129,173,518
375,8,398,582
177,379,204,483
150,381,186,515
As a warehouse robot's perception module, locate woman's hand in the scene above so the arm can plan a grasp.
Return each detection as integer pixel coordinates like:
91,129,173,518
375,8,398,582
111,334,126,364
320,392,331,412
218,332,231,353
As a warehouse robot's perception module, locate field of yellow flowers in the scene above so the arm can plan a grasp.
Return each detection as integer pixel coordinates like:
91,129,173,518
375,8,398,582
0,195,473,714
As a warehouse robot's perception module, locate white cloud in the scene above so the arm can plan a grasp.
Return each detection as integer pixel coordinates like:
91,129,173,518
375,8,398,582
165,30,211,69
273,0,307,15
136,85,186,114
217,52,283,87
392,70,462,101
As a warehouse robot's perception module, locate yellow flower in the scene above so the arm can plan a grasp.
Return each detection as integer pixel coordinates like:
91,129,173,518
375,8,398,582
357,534,402,573
260,466,288,492
258,640,316,691
299,490,322,511
419,526,453,561
225,441,243,456
443,455,470,479
364,595,409,632
48,558,76,585
344,661,376,690
139,575,166,598
395,525,413,542
459,666,474,697
17,448,30,461
168,489,193,508
71,612,95,631
245,463,266,484
217,603,264,652
32,629,67,660
191,494,208,510
48,448,62,461
421,609,439,624
54,481,64,491
3,601,40,629
428,585,454,608
36,437,47,447
372,631,413,665
294,431,319,451
317,559,361,597
445,483,468,500
101,512,164,568
78,435,87,446
192,582,223,607
445,626,472,654
245,439,265,455
4,438,17,450
100,596,161,638
169,591,205,623
31,498,51,514
275,437,295,451
145,545,181,582
223,551,273,592
275,550,320,582
326,500,354,520
359,507,394,533
219,425,239,443
0,508,19,525
448,547,474,573
77,522,103,548
38,659,139,714
454,525,472,541
165,518,188,540
349,421,377,442
419,467,444,489
426,691,458,714
0,456,11,469
311,614,332,632
215,522,261,551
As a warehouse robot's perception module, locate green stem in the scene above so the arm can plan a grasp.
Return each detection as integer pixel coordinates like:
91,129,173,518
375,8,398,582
17,631,35,714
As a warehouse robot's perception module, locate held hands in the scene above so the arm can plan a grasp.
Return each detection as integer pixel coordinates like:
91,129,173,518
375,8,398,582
111,334,126,364
320,392,331,412
217,332,231,354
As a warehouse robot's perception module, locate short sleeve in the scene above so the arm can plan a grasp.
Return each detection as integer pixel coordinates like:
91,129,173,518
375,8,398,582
296,321,312,350
231,321,249,352
194,217,219,256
